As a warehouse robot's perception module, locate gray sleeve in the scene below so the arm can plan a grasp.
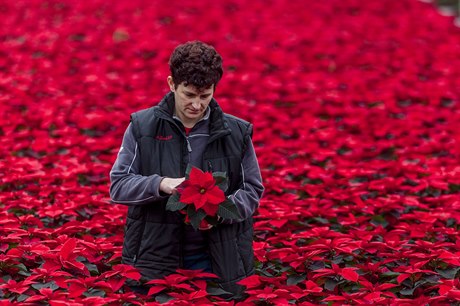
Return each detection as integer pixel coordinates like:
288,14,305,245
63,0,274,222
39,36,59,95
225,138,264,222
109,123,166,206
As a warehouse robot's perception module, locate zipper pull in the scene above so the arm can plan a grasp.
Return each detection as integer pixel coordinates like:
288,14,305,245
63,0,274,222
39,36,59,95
186,138,192,153
208,161,213,172
133,255,137,263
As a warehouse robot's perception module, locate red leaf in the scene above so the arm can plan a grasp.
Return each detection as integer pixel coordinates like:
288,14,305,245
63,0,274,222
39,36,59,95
364,292,381,302
176,269,218,279
113,264,141,280
397,273,411,284
25,295,47,303
146,279,168,286
438,284,451,296
237,275,261,288
447,290,460,299
68,282,87,298
379,283,398,290
304,185,321,197
341,267,359,282
305,280,323,293
99,278,125,292
270,219,288,228
192,279,207,290
323,296,347,301
148,286,166,296
60,238,77,261
257,293,277,299
189,290,208,300
173,283,194,291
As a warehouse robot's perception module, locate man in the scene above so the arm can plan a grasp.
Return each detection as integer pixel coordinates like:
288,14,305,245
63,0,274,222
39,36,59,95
109,41,264,298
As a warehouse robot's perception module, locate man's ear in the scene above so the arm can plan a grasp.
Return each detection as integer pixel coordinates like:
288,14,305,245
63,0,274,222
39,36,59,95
167,76,175,92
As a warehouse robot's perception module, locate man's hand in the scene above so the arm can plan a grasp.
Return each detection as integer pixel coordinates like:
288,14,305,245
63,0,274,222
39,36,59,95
160,177,185,195
199,224,213,230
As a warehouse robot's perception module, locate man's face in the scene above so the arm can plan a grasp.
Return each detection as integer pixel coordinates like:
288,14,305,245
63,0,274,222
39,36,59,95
168,77,214,126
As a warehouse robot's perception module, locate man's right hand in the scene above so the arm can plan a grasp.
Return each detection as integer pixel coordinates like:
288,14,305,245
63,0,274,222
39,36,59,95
159,177,185,195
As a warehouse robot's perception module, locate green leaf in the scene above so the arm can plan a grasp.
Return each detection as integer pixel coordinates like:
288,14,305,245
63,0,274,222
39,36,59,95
449,183,460,193
185,164,194,179
166,194,186,212
400,287,415,296
212,171,227,178
188,206,206,230
18,270,31,277
207,286,233,297
313,217,329,224
309,261,326,271
156,293,174,303
2,275,12,282
213,172,229,192
287,274,306,286
17,295,29,302
280,265,292,273
446,218,457,227
380,271,400,278
414,275,438,288
436,267,460,279
324,278,338,291
83,288,106,298
205,216,218,226
13,263,28,272
331,255,345,265
31,281,59,291
371,215,388,228
217,199,242,220
85,262,99,275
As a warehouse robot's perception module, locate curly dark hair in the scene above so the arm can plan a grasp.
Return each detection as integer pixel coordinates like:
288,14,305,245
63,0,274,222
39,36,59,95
169,41,223,90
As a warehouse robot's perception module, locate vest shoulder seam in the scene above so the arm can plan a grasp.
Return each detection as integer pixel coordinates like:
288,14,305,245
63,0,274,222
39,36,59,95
223,113,251,127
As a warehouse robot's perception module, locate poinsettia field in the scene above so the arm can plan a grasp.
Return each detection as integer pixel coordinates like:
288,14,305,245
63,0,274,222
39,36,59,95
1,0,460,304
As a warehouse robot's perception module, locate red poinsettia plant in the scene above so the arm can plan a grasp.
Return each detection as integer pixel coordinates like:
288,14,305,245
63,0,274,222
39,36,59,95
165,165,242,230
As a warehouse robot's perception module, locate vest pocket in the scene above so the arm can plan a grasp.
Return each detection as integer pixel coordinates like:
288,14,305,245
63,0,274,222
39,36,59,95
236,226,255,275
122,217,144,261
209,238,246,282
137,222,181,266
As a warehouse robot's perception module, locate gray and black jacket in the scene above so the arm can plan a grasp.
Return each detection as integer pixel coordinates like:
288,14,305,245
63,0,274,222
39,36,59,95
109,92,264,296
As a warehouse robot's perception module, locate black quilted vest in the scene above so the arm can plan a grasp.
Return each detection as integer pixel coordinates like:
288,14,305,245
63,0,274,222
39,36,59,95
122,93,255,297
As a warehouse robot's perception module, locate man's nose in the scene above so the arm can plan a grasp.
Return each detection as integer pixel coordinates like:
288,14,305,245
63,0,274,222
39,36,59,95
191,99,201,110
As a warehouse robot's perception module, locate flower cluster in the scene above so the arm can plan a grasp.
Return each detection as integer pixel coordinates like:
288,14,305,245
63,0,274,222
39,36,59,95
1,0,460,304
166,166,241,230
180,167,226,216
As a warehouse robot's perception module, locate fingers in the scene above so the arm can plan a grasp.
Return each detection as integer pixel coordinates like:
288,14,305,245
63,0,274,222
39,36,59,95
174,177,185,187
160,177,185,195
170,178,185,194
199,224,213,231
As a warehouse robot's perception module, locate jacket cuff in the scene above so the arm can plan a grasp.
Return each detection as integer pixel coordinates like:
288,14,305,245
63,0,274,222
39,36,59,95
151,175,165,197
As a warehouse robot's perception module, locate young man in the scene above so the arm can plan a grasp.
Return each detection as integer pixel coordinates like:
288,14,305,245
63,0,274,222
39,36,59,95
109,41,264,298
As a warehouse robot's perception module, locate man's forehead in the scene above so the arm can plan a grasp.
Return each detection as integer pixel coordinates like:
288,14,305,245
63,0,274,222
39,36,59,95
181,83,213,94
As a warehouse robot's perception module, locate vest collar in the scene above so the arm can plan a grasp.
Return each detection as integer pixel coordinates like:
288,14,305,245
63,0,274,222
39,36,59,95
156,92,231,141
208,98,231,142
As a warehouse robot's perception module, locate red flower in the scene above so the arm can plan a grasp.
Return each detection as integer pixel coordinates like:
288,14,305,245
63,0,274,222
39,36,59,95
179,167,225,216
